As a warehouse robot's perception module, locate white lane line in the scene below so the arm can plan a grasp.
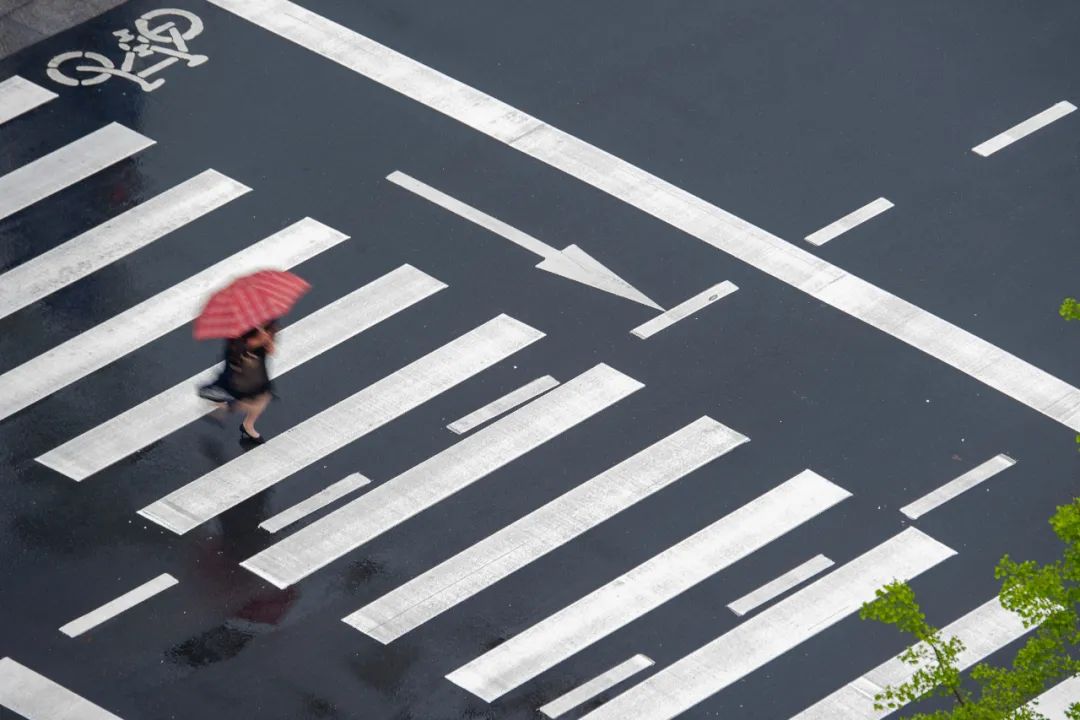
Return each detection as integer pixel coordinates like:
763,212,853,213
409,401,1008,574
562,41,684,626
259,473,371,534
805,198,894,246
206,0,1080,434
346,416,748,643
388,171,660,310
447,375,559,434
0,657,124,719
539,655,655,719
973,101,1077,157
0,76,57,125
242,363,642,589
59,573,178,638
1028,675,1080,719
36,264,445,481
630,281,737,339
139,315,543,535
0,170,251,321
447,470,851,702
579,528,956,720
900,454,1016,520
791,596,1034,720
0,123,153,221
0,218,346,423
727,554,834,617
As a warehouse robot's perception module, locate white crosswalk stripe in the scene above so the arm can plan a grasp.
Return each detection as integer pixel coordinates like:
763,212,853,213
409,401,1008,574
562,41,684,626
0,123,153,221
577,529,956,720
0,76,57,126
0,170,251,321
37,264,445,480
241,363,643,589
447,470,852,702
139,314,544,534
0,218,347,422
0,657,125,719
347,416,748,643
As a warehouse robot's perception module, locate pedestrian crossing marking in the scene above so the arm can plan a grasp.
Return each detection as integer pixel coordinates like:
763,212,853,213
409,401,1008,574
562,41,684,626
139,314,544,534
447,375,559,434
36,264,444,480
242,363,642,589
0,76,56,126
539,654,654,718
0,657,125,720
59,574,178,638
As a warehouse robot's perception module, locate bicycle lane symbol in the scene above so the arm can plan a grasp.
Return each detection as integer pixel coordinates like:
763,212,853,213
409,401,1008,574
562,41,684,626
47,8,208,93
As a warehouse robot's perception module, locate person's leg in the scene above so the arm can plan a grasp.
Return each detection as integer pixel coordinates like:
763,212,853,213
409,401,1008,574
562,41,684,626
241,393,270,437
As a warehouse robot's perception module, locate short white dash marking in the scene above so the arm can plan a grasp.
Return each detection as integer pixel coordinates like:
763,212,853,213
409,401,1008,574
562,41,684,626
0,123,154,221
539,655,654,718
259,473,372,534
805,198,894,246
973,101,1077,156
631,281,737,339
37,265,444,481
900,454,1016,520
0,170,251,321
0,657,124,719
447,375,559,434
727,554,834,617
59,574,177,638
0,76,57,125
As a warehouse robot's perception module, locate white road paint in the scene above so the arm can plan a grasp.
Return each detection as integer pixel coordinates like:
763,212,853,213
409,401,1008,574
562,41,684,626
539,655,655,719
630,281,737,339
792,596,1035,720
973,101,1077,156
0,76,56,125
207,0,1080,433
259,473,371,534
59,573,178,638
805,198,894,246
139,315,542,534
727,554,834,617
447,375,559,434
0,123,153,221
1028,675,1080,719
579,528,956,720
0,170,251,321
36,264,444,480
388,171,660,310
0,657,124,719
900,454,1016,520
242,363,642,589
346,417,748,643
0,218,345,423
447,470,851,702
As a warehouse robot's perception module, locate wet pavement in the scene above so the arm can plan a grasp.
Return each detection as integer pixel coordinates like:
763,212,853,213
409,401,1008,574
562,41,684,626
1,1,1079,718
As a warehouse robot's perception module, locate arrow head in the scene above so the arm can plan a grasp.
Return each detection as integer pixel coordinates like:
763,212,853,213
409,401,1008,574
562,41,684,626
536,245,662,310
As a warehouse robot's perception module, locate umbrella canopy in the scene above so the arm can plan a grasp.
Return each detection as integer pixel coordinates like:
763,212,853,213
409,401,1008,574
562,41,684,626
194,270,310,340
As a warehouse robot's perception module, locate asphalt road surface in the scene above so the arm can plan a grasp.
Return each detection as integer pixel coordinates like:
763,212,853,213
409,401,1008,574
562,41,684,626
2,2,1079,719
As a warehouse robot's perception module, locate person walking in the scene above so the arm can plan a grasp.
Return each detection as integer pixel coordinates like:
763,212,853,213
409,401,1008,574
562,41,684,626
192,270,310,445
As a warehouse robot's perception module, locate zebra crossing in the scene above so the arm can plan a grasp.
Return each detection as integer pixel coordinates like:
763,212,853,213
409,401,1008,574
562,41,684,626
2,18,1077,718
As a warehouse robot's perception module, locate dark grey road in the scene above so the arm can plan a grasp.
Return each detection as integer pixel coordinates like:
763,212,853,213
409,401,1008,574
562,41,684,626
1,1,1079,718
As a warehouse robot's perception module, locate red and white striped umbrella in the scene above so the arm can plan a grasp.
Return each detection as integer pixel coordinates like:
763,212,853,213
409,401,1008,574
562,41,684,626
193,270,310,340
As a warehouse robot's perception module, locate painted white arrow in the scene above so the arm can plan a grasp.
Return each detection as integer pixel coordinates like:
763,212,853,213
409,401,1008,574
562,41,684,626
388,171,661,310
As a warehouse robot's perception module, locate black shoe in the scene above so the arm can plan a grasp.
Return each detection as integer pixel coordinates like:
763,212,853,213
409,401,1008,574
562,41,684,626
240,425,266,444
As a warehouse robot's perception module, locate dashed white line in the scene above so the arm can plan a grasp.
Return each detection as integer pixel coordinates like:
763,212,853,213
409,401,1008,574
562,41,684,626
630,281,737,339
727,554,834,617
973,101,1077,156
447,375,559,434
900,454,1016,520
59,574,178,638
259,473,372,534
539,655,655,719
804,198,894,246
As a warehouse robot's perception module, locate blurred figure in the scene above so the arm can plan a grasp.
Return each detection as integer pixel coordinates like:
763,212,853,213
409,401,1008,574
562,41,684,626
200,320,278,443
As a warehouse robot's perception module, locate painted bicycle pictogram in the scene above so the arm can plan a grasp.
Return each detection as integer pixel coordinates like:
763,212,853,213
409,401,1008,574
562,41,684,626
47,9,208,92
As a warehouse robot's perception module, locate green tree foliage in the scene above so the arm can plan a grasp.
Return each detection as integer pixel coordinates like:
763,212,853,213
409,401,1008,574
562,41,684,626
859,499,1080,719
1060,300,1080,450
